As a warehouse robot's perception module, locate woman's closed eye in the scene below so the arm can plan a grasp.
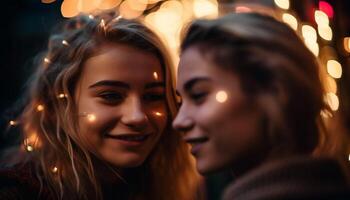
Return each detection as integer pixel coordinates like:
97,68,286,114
189,91,208,104
143,92,165,102
98,91,124,104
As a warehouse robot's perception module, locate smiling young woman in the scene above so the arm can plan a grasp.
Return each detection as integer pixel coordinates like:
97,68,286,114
174,12,350,200
0,11,200,200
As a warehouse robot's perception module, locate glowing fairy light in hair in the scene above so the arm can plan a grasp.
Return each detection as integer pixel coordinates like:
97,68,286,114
62,40,69,46
37,104,44,112
26,145,34,152
57,93,68,99
112,15,123,22
44,57,51,64
154,112,163,117
100,19,106,29
88,14,94,19
216,90,228,103
52,166,58,173
9,120,17,126
153,72,159,80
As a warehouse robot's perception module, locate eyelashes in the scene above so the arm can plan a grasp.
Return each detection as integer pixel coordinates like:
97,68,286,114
98,91,165,105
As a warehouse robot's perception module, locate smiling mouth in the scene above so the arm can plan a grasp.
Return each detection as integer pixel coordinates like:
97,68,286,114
105,134,150,142
184,136,209,155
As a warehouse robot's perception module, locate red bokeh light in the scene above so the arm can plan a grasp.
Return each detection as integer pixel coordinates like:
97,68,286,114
319,1,334,18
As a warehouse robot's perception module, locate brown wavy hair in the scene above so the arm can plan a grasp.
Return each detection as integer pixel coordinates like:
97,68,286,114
180,13,331,158
6,11,199,200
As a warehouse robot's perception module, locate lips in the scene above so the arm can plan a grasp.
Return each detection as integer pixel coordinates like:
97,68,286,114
105,134,150,141
184,136,209,155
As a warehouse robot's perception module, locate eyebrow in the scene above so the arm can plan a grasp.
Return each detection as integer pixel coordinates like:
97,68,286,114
88,80,165,89
183,77,211,92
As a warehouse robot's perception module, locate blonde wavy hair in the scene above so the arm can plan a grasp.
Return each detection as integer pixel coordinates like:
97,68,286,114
7,11,199,200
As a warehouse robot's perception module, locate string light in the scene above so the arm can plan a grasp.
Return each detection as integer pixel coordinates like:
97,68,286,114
216,90,228,103
57,93,68,99
52,166,58,173
344,37,350,53
87,114,97,122
327,60,342,79
62,40,69,46
44,57,51,64
9,120,17,126
88,14,94,19
282,13,298,30
155,112,162,116
153,72,158,80
274,0,290,10
37,104,45,112
112,15,123,22
325,92,339,111
26,145,34,152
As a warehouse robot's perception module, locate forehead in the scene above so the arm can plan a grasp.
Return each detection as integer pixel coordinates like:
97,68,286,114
82,44,163,84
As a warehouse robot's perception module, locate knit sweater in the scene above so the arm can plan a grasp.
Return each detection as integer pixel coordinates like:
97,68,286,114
223,156,350,200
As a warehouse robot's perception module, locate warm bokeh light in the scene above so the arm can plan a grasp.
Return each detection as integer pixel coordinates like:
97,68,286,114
327,60,342,79
153,72,158,80
57,93,67,99
274,0,289,10
9,120,17,126
52,166,58,173
37,104,45,112
314,10,329,26
318,25,332,41
98,0,122,10
155,112,162,116
319,1,334,18
26,145,34,152
344,37,350,53
325,92,339,111
87,114,97,122
302,25,317,43
62,40,69,46
44,57,51,64
193,0,218,18
216,91,228,103
61,0,79,18
282,13,298,30
304,40,319,56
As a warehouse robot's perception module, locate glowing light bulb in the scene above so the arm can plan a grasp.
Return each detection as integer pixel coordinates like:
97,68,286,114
315,10,329,26
155,112,162,116
302,25,317,43
216,91,228,103
37,105,44,112
44,57,51,64
26,145,34,152
52,166,58,173
318,25,332,41
100,19,106,29
57,93,67,99
9,120,17,126
62,40,69,46
87,114,96,122
282,13,298,30
327,60,342,79
325,92,339,111
274,0,289,10
153,72,159,80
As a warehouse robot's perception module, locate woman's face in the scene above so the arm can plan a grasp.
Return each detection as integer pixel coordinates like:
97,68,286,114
173,47,266,175
75,44,167,168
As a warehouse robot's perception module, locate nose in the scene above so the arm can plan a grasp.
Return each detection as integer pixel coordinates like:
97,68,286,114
172,105,194,132
121,96,148,129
